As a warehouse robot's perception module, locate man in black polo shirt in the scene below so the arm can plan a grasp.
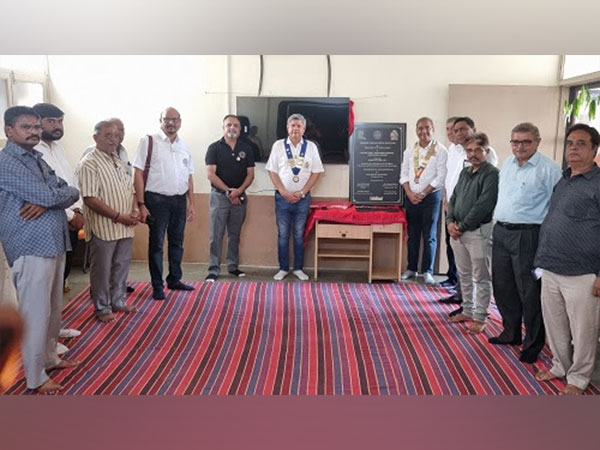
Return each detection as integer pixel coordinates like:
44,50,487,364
534,124,600,395
205,115,255,282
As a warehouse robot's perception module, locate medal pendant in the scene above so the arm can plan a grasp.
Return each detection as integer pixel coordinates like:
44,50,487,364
293,176,299,183
414,177,420,184
236,157,241,162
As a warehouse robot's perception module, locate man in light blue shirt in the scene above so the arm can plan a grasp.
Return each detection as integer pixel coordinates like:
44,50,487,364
488,122,562,364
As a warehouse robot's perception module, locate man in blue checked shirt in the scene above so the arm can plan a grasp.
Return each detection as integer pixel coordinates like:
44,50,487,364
0,106,80,394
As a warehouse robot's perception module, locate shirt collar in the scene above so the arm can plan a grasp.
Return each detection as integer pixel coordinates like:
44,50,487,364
158,130,179,144
563,163,600,180
510,150,541,167
5,140,43,158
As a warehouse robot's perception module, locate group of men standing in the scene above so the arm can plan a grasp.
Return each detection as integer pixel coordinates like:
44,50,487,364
0,105,323,393
401,116,600,394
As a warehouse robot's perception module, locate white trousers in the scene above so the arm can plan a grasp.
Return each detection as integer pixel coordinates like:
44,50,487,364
450,222,493,323
12,254,65,389
541,270,600,390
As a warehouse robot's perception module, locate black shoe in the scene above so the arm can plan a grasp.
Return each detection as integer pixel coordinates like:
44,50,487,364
167,281,194,291
448,307,463,317
228,269,246,277
439,295,462,304
519,352,538,364
488,335,522,346
152,287,166,300
205,274,218,283
126,285,134,293
438,280,457,288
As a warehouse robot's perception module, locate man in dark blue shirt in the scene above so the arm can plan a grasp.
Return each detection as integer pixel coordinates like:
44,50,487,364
534,123,600,395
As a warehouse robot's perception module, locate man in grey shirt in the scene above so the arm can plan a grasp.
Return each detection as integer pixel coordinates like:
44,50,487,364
534,124,600,395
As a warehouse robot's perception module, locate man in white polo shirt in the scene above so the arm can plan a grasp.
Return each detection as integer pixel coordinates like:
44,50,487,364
266,113,324,281
133,107,196,300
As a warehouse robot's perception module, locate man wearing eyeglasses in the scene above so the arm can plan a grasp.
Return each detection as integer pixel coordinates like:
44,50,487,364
488,122,561,364
0,106,80,394
440,117,499,311
534,124,600,395
133,107,196,300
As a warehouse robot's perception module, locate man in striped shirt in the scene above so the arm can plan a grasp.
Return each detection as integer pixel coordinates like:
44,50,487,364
77,121,139,323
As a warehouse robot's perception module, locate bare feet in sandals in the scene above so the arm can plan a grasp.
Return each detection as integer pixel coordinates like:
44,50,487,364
467,321,485,334
97,312,116,323
113,304,138,314
36,378,63,395
560,384,583,395
535,369,559,382
449,313,470,323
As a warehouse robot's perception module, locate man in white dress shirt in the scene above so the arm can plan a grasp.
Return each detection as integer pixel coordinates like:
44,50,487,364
266,113,324,281
32,103,82,352
400,117,448,285
133,107,196,300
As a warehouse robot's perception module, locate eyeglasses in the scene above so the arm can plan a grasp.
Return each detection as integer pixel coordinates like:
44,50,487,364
162,117,180,123
509,139,534,146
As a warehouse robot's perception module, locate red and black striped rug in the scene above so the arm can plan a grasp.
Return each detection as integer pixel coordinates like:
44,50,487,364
4,281,599,395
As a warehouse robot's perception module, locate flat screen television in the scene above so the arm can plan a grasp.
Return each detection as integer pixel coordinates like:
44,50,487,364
236,96,350,163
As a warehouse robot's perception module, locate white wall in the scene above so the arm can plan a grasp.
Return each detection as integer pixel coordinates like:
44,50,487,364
47,55,560,197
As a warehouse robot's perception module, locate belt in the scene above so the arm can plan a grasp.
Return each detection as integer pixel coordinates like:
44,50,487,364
496,221,540,230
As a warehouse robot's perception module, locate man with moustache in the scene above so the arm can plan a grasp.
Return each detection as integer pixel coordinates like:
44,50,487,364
489,122,561,364
446,133,499,334
440,117,498,309
266,113,324,281
133,107,196,300
534,124,600,394
399,117,448,285
77,121,139,322
0,106,80,394
32,103,83,352
204,115,255,282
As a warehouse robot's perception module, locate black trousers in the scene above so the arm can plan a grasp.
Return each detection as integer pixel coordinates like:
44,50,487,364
444,215,459,285
145,191,187,289
64,229,79,282
491,223,544,357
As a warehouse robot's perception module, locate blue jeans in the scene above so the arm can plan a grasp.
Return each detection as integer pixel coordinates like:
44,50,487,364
145,191,187,289
404,189,442,274
275,192,310,271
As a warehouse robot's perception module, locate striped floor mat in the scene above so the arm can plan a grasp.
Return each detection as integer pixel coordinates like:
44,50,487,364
4,281,599,395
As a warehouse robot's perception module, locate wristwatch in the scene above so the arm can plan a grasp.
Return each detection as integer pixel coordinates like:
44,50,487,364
137,201,145,207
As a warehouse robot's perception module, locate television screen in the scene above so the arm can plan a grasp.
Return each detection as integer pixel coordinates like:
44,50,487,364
236,96,350,163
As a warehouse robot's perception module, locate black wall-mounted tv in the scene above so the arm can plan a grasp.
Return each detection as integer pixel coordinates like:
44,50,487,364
236,96,350,163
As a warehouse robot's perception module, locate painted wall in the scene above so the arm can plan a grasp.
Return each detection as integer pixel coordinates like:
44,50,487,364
43,55,561,267
48,55,560,198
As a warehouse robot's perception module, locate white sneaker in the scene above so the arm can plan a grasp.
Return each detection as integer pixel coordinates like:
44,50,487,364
56,342,69,355
423,272,436,285
273,270,288,281
293,270,309,281
401,270,417,280
59,328,81,338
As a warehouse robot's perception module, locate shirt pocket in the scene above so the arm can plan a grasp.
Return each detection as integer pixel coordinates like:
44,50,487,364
563,193,599,221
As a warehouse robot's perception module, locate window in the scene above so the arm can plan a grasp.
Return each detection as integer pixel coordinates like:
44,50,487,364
0,60,48,130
